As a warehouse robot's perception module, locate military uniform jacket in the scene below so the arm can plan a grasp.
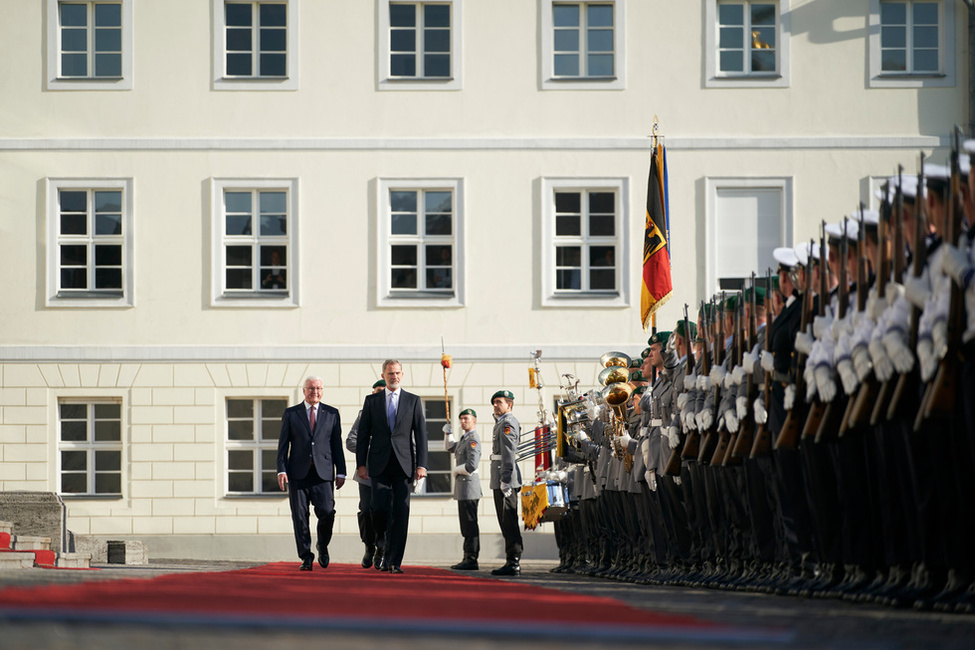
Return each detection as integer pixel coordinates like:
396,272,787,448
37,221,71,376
648,366,677,473
446,428,482,501
489,412,522,490
345,410,371,487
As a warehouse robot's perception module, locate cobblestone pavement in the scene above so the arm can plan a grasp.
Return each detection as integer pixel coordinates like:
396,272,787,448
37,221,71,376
1,560,974,649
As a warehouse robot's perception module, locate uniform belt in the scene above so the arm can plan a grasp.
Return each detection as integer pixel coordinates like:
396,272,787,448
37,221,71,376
650,419,663,427
490,454,503,460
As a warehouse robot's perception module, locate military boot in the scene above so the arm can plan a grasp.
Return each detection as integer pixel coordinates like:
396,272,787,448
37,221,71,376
451,556,479,571
491,557,521,576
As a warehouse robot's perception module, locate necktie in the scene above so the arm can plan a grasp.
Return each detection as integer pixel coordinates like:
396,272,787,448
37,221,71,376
309,405,316,431
387,393,397,430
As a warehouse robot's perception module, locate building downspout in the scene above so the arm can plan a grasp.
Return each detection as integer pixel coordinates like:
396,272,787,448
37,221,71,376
964,0,975,136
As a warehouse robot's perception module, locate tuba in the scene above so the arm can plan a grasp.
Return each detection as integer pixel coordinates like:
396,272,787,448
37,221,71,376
598,352,635,472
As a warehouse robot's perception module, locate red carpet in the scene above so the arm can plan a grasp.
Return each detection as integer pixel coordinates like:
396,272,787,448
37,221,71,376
0,562,790,643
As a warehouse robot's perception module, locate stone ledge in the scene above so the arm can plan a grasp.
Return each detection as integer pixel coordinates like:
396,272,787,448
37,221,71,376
11,535,51,551
0,551,36,569
55,552,92,569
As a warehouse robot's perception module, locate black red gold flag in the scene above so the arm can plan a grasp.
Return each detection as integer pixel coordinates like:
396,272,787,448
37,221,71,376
641,142,673,329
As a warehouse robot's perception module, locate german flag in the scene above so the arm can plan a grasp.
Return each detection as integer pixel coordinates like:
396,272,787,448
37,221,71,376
641,142,673,329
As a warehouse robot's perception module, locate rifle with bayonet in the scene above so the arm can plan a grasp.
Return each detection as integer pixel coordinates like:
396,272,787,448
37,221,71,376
803,224,833,441
871,169,904,425
750,268,775,458
715,293,743,465
698,295,724,463
887,155,928,421
665,304,696,476
731,274,759,460
777,241,816,450
682,301,707,460
820,215,857,442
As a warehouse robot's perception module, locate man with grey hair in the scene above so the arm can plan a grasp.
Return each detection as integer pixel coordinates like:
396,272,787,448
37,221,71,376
277,376,346,571
356,360,428,574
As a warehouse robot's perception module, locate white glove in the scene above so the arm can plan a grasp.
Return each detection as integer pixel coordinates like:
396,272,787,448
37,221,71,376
813,315,834,340
760,350,775,373
795,331,815,355
676,392,689,410
619,432,633,448
784,384,796,411
917,338,937,382
696,375,710,390
673,475,682,486
742,352,758,374
442,423,453,435
831,315,850,340
731,365,746,385
666,426,680,449
736,395,748,420
904,274,931,309
683,410,697,431
500,482,513,498
942,243,973,288
805,366,818,402
725,410,739,433
870,291,887,322
836,358,859,395
851,344,872,381
868,338,894,382
724,370,737,389
452,464,470,476
883,330,915,374
753,398,768,424
814,365,837,402
932,319,948,357
709,365,727,388
684,375,697,391
645,469,657,491
698,409,713,432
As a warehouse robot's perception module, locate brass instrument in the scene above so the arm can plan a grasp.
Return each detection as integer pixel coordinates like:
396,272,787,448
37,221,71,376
599,351,635,472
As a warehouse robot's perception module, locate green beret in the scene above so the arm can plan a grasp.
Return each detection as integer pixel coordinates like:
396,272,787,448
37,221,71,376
641,347,651,359
771,275,780,291
491,389,514,403
743,286,766,302
632,385,647,395
698,303,714,320
372,379,386,389
629,369,644,382
648,331,671,347
724,295,739,311
675,320,697,340
629,357,641,368
459,408,477,418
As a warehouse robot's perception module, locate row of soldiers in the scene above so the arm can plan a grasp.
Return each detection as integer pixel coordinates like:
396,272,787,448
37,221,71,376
546,135,975,613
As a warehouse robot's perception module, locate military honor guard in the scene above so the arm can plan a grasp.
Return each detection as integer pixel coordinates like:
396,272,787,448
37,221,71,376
489,390,523,576
445,408,483,570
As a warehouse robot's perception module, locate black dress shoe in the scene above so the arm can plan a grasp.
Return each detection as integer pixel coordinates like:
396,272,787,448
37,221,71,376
362,547,375,569
388,565,404,574
374,547,385,571
300,557,313,571
451,558,479,571
491,563,521,576
317,547,329,569
378,558,390,572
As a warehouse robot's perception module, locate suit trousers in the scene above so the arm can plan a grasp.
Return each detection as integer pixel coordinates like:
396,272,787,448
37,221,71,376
371,459,412,567
493,489,523,562
288,465,335,561
357,482,375,550
457,499,480,559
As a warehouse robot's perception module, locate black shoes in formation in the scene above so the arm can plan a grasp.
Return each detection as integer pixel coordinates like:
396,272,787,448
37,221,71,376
450,557,479,571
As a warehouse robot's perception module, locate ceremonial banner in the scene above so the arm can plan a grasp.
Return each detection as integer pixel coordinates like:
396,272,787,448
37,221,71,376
641,142,673,329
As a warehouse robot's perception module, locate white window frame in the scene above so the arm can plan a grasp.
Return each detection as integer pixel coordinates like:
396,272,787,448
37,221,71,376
541,1,625,90
46,178,134,308
46,0,134,91
377,178,465,307
415,396,452,497
57,398,124,498
868,0,955,88
212,0,299,91
704,177,793,293
705,0,789,88
210,178,300,308
541,177,629,307
225,396,289,496
378,0,463,90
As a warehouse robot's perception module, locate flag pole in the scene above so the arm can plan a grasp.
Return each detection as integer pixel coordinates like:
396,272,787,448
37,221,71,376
440,337,451,424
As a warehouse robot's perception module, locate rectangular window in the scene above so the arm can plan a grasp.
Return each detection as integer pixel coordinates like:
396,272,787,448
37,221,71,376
880,1,940,73
417,397,451,496
389,2,451,78
716,1,777,75
552,2,614,78
226,397,287,494
379,179,463,306
47,179,133,307
212,179,298,306
59,401,122,497
58,1,122,78
225,1,287,77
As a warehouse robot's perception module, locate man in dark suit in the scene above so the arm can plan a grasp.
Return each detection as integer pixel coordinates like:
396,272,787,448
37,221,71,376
277,376,346,571
355,359,428,574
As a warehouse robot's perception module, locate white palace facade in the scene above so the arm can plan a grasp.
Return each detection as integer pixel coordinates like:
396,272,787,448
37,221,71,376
0,0,969,561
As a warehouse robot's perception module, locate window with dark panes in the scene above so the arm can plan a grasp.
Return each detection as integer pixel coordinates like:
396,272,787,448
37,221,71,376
390,2,451,78
388,188,455,294
225,1,287,77
553,189,618,292
59,401,122,496
418,398,452,495
226,398,287,494
56,188,124,297
58,1,122,78
222,189,289,295
552,2,614,78
880,1,940,73
717,1,777,75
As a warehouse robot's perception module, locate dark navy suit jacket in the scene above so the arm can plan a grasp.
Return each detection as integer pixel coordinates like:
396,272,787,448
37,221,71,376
355,390,428,477
277,402,346,481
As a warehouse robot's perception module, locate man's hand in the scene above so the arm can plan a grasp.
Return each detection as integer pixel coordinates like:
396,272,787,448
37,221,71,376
335,476,345,489
357,466,369,481
501,482,513,497
414,467,427,483
277,473,288,492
